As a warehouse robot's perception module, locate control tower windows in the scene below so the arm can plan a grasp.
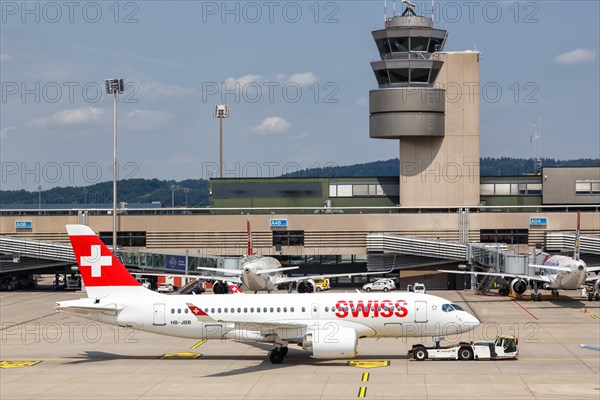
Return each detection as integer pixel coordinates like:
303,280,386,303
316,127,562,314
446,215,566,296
411,69,430,83
428,37,444,53
392,37,409,52
389,69,409,84
410,37,430,52
375,69,390,86
376,39,391,54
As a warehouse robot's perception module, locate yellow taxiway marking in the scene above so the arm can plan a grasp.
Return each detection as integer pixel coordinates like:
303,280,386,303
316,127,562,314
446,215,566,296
565,301,599,319
0,360,41,369
190,339,207,349
348,360,389,369
160,352,202,359
361,372,370,382
358,386,367,398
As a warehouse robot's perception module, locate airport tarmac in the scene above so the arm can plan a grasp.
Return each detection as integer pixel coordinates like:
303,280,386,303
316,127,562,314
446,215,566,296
1,289,598,400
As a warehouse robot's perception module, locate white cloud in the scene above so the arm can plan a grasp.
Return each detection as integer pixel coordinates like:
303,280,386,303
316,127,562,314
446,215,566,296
140,81,195,97
224,74,262,88
0,53,13,62
286,72,318,87
253,117,291,135
1,126,16,139
124,109,171,130
554,48,597,65
28,107,106,127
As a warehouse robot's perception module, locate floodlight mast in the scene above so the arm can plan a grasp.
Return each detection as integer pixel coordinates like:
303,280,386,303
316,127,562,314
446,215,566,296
213,105,230,178
105,78,125,250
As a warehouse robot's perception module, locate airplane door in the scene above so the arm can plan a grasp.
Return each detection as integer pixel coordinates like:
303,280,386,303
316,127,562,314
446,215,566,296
311,303,319,318
415,301,427,323
153,303,166,326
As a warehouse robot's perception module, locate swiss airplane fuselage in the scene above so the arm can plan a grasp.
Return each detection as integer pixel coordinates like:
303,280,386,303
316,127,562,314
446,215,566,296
57,291,478,342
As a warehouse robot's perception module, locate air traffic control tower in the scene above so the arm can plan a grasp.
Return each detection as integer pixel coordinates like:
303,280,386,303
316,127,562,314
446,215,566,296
370,5,480,206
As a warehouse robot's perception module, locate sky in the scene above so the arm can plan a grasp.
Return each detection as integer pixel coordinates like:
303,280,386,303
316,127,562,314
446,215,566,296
1,0,599,191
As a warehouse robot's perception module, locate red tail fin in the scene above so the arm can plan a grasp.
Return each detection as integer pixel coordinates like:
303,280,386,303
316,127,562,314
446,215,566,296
67,225,140,291
247,220,253,256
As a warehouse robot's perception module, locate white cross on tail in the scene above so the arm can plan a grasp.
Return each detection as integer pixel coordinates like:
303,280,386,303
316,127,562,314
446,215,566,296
80,245,112,277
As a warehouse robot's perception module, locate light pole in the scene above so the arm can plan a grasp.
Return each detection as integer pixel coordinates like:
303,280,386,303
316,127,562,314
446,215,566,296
171,185,176,208
105,78,125,249
183,187,190,207
213,105,230,178
37,185,42,209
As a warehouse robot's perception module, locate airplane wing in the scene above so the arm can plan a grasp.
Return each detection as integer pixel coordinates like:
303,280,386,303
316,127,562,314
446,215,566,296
438,269,552,283
529,264,573,273
196,267,244,276
579,344,600,351
257,266,299,275
586,275,600,282
139,272,242,284
587,266,600,273
274,269,394,285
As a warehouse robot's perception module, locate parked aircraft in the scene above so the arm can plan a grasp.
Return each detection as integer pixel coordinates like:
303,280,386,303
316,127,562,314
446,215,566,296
56,224,480,364
441,212,600,301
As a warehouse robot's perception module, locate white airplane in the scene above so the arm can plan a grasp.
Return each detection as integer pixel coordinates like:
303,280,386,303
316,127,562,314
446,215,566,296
441,212,600,301
56,224,480,364
196,221,392,294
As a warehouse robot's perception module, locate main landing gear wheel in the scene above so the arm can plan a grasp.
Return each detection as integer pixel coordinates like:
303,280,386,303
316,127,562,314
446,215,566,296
595,293,600,301
589,292,594,301
458,347,474,361
537,293,542,302
269,347,286,364
413,347,428,361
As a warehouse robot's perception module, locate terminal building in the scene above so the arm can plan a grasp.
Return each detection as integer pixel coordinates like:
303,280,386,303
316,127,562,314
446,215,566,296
1,8,599,289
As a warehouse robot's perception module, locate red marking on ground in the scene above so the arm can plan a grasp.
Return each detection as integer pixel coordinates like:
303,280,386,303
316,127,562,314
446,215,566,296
512,299,539,320
61,316,70,320
0,292,57,307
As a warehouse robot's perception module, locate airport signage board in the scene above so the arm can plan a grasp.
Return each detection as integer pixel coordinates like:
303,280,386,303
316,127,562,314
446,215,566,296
269,219,288,228
15,221,32,229
166,255,186,271
529,217,548,226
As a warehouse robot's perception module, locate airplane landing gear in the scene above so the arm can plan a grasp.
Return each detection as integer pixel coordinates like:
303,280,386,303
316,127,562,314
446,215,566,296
530,282,542,302
269,347,288,364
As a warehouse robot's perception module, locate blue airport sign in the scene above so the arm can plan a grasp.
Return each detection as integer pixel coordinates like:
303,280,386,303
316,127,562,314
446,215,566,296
15,221,32,229
270,219,288,228
166,255,186,271
529,217,548,226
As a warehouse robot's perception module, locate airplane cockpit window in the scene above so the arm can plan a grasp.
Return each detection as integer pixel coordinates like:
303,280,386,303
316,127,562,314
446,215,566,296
441,304,455,312
451,304,465,311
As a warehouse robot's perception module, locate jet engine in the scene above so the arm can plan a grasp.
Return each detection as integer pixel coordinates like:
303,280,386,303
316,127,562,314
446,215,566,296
212,281,230,294
510,278,527,295
297,279,316,293
594,280,600,295
302,327,357,358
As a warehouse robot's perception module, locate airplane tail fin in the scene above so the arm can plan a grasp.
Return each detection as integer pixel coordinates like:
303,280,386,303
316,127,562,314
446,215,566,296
247,219,253,256
574,210,581,261
66,224,148,297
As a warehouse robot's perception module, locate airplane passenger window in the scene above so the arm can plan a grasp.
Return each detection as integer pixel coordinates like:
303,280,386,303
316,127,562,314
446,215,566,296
238,308,241,313
251,308,254,312
211,308,215,313
230,308,234,313
283,307,287,312
185,309,189,314
171,309,175,314
302,307,306,312
256,308,260,313
224,308,228,313
325,307,329,312
277,307,281,312
291,307,294,312
270,307,274,312
264,307,267,312
218,308,222,313
244,308,248,313
177,309,181,314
